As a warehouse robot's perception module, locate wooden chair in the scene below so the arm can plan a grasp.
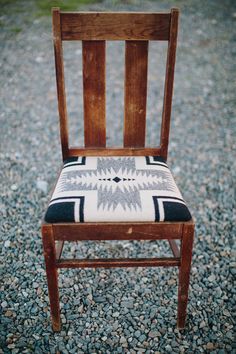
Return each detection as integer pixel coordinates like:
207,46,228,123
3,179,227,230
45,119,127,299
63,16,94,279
42,7,194,332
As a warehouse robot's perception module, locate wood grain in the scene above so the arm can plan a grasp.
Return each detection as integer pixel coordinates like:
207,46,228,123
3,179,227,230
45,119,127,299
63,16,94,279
83,40,106,147
56,257,180,268
68,146,162,156
52,222,184,241
55,241,64,260
60,12,171,41
168,239,180,258
41,224,61,331
124,41,148,147
160,8,179,160
177,222,194,329
52,8,69,160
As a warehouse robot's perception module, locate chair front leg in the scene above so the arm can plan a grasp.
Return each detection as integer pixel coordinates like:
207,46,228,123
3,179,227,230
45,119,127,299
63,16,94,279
42,224,61,331
177,222,194,329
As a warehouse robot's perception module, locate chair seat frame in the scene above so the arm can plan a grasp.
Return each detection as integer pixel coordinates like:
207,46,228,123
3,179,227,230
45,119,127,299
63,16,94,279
42,7,195,332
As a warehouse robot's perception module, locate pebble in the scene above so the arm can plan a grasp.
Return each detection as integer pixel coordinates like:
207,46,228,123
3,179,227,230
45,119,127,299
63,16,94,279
206,342,214,350
112,312,120,318
36,180,48,194
4,240,11,248
199,320,206,328
148,330,159,338
10,184,18,191
1,301,8,308
208,274,216,282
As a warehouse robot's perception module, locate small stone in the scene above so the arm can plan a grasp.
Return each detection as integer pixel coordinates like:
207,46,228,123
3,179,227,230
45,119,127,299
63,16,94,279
36,180,48,193
87,294,93,301
139,334,146,343
112,311,120,317
134,330,141,338
78,305,83,313
1,301,7,308
5,310,13,317
32,334,40,340
11,184,18,191
165,344,172,352
7,344,15,349
4,240,11,248
173,166,181,174
206,342,214,350
121,300,134,309
35,56,44,63
148,330,159,338
223,309,230,317
94,296,106,303
199,320,206,328
120,336,127,344
91,311,98,318
208,274,216,282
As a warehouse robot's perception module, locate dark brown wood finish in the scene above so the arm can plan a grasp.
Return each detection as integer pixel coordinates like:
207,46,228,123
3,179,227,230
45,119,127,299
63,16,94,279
124,41,148,147
168,239,180,258
60,12,171,41
177,223,194,329
56,257,180,268
42,224,60,331
52,222,183,241
160,8,179,159
83,40,106,147
42,8,195,332
68,146,162,156
52,8,69,160
55,240,64,260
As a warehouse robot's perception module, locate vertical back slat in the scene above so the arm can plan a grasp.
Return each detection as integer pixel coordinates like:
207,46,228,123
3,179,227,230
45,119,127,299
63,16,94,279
160,8,179,160
83,40,106,147
52,8,69,160
124,41,148,147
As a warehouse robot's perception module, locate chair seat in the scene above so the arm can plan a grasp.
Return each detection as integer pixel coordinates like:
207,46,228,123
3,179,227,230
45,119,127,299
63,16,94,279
45,156,191,223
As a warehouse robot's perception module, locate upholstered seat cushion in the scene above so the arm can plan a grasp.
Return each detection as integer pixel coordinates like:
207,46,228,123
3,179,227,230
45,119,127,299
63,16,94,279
45,156,191,223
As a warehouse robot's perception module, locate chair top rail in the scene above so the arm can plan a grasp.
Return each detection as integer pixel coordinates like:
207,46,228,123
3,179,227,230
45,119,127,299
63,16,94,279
59,11,171,41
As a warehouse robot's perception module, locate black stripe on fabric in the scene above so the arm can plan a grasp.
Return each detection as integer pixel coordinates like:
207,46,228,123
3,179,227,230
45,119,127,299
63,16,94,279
145,156,168,168
63,156,86,168
152,196,160,222
79,196,85,222
154,196,185,203
44,202,75,223
163,201,192,222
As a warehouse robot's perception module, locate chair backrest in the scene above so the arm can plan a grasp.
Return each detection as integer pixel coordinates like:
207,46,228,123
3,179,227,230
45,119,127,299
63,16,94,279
52,8,179,161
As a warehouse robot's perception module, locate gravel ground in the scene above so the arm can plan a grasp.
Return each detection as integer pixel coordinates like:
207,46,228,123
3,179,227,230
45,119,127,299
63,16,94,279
0,0,236,352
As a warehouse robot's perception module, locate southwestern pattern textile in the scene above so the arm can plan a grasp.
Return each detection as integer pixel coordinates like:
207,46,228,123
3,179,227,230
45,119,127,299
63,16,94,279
45,156,191,223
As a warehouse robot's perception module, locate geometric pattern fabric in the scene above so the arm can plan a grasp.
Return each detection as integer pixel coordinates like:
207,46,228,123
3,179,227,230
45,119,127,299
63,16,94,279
45,156,191,223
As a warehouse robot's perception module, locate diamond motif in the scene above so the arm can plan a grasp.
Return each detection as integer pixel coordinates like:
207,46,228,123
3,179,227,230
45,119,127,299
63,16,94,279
113,176,121,183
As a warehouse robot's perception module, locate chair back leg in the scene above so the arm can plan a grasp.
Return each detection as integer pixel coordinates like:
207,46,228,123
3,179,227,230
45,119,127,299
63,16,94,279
42,224,61,331
177,223,194,329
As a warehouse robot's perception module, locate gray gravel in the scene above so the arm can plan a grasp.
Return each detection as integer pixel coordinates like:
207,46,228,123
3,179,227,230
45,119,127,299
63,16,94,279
0,0,236,352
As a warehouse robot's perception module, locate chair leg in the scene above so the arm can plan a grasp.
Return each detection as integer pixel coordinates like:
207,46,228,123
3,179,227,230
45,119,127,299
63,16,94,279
177,222,194,329
42,224,61,332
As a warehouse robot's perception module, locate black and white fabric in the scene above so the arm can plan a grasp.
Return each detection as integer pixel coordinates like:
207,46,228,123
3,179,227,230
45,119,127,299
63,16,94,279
45,156,191,223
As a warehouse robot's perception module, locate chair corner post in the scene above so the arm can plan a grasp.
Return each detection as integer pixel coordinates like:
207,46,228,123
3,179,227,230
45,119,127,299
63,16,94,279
41,224,61,332
177,221,194,329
